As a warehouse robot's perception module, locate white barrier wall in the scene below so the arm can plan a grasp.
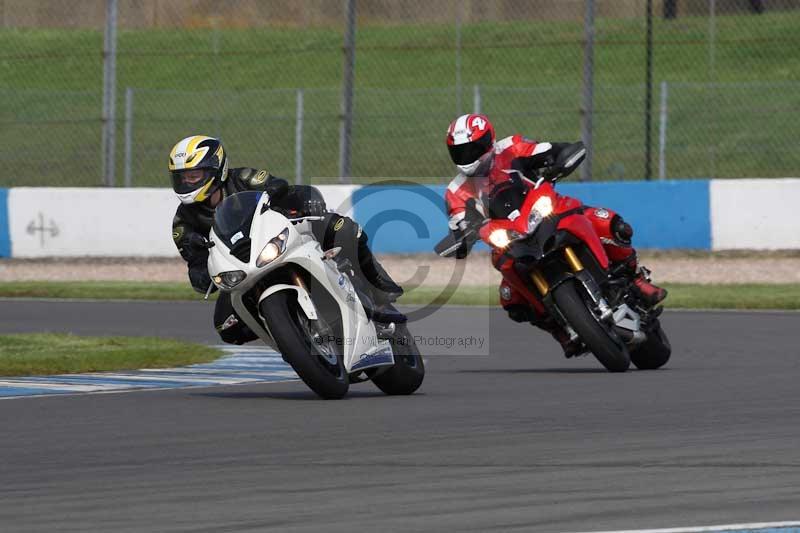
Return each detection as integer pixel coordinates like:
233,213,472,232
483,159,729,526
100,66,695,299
711,178,800,250
5,180,799,257
7,185,359,258
9,188,177,257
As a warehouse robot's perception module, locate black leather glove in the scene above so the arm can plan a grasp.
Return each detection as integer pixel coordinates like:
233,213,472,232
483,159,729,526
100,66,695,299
265,176,290,201
177,232,212,264
186,233,211,250
188,263,215,294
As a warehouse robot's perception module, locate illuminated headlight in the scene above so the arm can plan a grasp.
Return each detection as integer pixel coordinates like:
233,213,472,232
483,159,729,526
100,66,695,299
488,229,522,249
256,227,289,267
528,196,554,232
213,270,247,289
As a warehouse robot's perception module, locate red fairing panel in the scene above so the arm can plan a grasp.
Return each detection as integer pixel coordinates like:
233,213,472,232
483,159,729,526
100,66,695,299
557,212,610,269
493,251,546,314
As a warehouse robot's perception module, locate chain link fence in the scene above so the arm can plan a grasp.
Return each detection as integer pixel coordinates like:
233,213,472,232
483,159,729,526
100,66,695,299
1,0,798,187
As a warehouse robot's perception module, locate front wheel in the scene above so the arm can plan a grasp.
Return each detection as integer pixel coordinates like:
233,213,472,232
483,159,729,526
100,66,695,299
260,291,349,399
371,324,425,395
551,279,630,372
631,319,671,370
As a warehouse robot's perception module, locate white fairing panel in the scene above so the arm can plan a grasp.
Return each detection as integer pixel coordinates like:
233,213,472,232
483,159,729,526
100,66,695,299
207,193,387,373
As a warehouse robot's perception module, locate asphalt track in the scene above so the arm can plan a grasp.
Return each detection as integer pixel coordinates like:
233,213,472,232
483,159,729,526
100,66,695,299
1,299,799,532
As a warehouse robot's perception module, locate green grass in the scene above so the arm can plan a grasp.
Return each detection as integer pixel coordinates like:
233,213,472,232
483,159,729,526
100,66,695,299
0,333,221,376
402,283,800,310
1,11,799,186
1,281,798,310
0,281,213,301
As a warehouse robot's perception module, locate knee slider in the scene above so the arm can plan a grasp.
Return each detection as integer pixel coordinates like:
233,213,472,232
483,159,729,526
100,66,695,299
506,304,534,323
218,328,243,345
611,216,633,245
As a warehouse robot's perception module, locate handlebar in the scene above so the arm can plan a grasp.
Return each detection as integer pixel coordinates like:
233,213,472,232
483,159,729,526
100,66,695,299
287,215,325,223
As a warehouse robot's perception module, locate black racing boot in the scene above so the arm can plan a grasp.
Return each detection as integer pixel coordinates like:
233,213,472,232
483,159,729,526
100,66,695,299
508,305,583,358
357,239,404,305
549,327,584,359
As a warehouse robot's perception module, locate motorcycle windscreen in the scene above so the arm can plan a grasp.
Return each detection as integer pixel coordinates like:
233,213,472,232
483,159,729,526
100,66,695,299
212,191,264,248
485,181,527,219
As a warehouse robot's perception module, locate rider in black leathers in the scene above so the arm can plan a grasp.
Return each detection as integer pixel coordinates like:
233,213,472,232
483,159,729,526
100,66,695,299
169,135,402,344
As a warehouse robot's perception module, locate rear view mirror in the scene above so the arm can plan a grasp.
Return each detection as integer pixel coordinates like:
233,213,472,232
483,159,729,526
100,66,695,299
434,233,460,257
553,142,586,181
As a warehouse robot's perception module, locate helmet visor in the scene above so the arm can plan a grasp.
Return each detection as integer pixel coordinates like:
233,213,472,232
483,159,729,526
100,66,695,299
447,134,493,166
171,168,216,194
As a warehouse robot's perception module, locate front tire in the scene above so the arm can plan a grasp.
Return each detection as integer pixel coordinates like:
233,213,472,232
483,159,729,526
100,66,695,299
371,324,425,395
260,291,349,399
631,319,671,370
551,279,630,372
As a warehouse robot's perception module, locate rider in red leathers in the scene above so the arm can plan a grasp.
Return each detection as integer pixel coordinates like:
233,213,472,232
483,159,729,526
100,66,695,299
443,113,667,357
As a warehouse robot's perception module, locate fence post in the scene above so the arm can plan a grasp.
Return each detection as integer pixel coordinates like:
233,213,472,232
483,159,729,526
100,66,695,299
657,81,668,181
101,0,118,187
123,87,134,187
455,2,463,115
708,0,717,178
295,89,304,185
580,0,595,182
211,17,222,138
473,84,481,114
338,0,356,183
644,0,654,180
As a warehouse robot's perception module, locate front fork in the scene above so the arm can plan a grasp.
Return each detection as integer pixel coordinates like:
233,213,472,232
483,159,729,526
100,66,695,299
530,246,614,323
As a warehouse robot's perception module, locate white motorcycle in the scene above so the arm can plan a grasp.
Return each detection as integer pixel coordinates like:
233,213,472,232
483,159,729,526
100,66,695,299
206,191,424,399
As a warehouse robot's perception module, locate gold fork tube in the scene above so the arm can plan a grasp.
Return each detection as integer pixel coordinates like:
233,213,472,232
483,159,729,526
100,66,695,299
531,270,549,296
564,246,584,273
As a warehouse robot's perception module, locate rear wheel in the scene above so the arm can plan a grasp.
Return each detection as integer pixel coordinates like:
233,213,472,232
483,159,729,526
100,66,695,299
631,319,671,370
260,291,349,399
371,324,425,395
551,279,630,372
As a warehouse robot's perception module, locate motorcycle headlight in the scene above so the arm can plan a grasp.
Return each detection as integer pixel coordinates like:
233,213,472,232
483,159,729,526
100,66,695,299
213,270,247,289
528,196,554,232
256,227,289,267
488,229,523,249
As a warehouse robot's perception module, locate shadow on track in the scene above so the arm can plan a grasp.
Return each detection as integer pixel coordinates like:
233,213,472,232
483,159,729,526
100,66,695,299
459,367,674,374
459,367,614,374
194,389,411,401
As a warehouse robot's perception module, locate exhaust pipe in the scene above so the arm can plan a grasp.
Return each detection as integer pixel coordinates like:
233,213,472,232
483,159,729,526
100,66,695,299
614,326,646,345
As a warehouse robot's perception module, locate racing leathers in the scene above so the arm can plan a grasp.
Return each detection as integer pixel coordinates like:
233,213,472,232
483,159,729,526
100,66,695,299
172,167,403,344
444,135,666,355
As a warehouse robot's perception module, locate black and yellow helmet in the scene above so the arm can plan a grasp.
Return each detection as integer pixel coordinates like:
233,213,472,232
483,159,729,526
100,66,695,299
169,135,229,204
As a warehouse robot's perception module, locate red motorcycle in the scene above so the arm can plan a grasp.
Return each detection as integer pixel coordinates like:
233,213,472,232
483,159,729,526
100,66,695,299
436,147,671,372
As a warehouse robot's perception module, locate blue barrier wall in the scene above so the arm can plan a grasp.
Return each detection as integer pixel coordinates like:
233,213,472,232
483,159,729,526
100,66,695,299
558,180,711,249
352,180,711,253
352,185,450,254
0,189,9,257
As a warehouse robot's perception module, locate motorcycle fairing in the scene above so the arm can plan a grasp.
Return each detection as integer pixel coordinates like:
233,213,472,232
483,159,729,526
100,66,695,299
208,194,393,373
480,181,610,270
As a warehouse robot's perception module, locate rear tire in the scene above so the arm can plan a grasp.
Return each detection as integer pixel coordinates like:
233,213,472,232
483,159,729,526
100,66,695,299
551,279,630,372
631,320,671,370
260,291,349,399
371,324,425,395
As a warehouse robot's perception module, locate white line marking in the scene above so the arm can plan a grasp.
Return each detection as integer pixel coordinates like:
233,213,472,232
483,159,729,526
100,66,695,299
0,378,299,401
569,521,800,533
0,345,299,400
0,381,125,392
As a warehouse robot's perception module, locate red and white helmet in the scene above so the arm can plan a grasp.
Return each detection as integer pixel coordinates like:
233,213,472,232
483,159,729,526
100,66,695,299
446,113,495,176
